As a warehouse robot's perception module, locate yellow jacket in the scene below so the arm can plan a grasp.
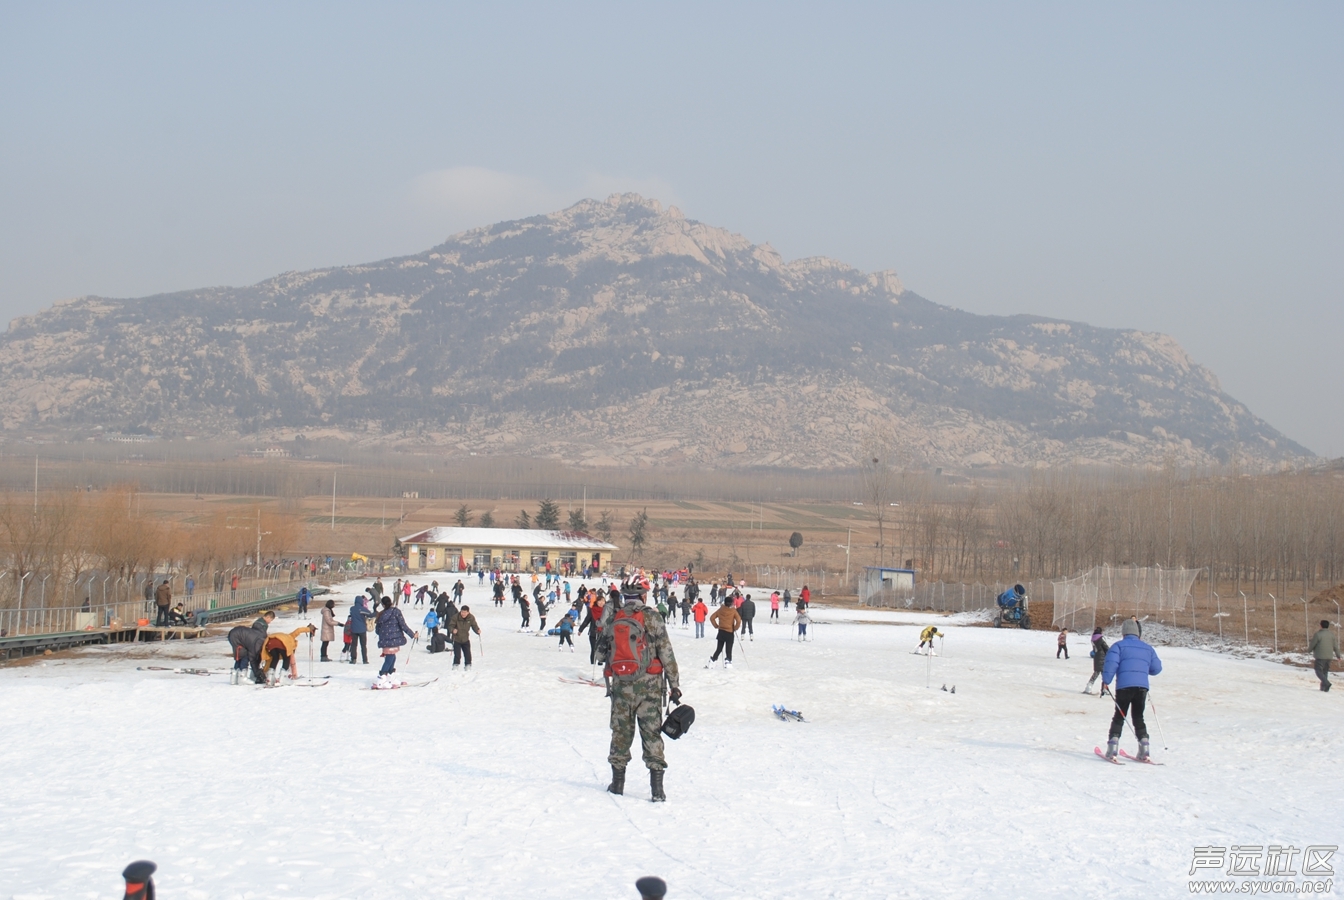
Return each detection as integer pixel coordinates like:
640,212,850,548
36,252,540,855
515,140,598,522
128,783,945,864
920,625,942,642
263,626,315,660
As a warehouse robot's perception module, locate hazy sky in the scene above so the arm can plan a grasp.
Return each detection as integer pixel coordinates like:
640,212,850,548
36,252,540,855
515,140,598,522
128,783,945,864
2,2,1340,456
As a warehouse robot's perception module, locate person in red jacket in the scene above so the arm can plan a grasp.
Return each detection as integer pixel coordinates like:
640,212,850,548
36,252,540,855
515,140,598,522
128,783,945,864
798,585,811,610
692,598,709,639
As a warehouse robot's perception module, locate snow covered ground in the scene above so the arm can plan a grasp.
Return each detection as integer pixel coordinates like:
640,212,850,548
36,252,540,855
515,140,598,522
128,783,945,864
1,578,1340,899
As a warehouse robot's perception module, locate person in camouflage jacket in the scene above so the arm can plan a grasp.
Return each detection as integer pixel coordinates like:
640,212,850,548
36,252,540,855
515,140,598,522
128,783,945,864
602,587,681,802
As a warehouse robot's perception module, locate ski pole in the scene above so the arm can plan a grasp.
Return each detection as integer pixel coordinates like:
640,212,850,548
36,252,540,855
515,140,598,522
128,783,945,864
925,641,932,689
1148,693,1169,749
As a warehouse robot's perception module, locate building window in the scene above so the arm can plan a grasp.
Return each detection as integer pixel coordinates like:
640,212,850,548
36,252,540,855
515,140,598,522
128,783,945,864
559,551,577,570
530,550,549,569
473,549,491,569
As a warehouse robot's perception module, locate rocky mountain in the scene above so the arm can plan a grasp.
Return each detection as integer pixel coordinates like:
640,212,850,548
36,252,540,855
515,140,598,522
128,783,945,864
0,194,1311,468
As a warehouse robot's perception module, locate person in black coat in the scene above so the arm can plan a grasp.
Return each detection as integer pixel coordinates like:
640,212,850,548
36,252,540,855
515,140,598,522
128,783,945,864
739,595,757,640
227,612,274,683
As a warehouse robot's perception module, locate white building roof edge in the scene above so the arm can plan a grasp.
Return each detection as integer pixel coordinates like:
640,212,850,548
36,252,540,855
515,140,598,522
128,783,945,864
398,526,618,551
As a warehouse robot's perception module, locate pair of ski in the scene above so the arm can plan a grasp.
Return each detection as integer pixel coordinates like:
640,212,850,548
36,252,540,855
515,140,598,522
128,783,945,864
773,704,805,722
370,676,439,690
137,666,216,676
1094,747,1164,765
559,676,603,688
262,676,330,688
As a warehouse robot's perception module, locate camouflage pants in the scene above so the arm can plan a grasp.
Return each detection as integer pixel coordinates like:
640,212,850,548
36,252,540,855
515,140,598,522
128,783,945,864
608,677,666,772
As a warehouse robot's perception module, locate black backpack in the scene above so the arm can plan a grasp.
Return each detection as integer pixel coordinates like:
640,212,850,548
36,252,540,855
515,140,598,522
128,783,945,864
661,704,695,740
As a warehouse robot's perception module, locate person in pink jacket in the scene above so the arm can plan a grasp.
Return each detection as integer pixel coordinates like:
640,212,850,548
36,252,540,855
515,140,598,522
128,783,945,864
770,591,781,622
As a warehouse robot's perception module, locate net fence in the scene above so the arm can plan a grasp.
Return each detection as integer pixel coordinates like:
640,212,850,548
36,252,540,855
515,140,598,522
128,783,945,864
1051,565,1201,629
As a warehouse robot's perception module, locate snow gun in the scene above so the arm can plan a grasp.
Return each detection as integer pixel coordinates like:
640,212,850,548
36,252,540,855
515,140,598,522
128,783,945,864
121,860,156,900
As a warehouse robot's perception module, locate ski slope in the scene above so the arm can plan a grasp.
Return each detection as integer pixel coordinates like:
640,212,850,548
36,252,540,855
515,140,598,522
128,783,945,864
0,579,1339,899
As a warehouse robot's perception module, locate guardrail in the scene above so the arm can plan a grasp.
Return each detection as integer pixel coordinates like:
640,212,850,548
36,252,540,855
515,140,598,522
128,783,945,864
0,582,324,640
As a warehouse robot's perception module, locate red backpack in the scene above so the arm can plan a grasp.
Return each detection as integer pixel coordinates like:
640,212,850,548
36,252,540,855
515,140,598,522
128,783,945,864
606,606,665,680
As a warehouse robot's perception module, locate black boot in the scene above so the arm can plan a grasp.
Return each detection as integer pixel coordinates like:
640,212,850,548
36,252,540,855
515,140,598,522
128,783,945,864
607,766,625,795
650,769,666,802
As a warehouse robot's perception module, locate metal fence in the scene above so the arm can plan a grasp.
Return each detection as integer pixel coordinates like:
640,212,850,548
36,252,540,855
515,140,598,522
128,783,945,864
751,567,830,596
861,579,1057,615
0,581,318,640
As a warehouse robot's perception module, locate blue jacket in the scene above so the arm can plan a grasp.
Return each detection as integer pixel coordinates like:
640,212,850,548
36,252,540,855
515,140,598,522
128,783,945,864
1102,635,1162,690
375,606,415,648
349,598,371,635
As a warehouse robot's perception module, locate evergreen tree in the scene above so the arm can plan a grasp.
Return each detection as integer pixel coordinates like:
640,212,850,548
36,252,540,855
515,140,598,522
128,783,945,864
455,503,473,527
478,511,495,528
535,498,561,531
567,508,588,533
515,509,531,529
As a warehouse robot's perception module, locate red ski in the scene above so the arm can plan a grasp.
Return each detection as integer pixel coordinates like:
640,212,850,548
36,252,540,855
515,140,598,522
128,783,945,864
1119,749,1164,765
1094,747,1123,765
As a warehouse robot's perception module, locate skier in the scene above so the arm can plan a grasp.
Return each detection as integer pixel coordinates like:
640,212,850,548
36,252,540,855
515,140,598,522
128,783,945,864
493,580,506,608
296,585,311,617
347,596,374,664
227,611,274,683
260,623,317,684
1100,618,1163,761
783,588,791,611
318,599,343,661
1083,627,1109,693
917,625,942,654
602,585,681,802
770,591,780,622
1057,628,1069,659
415,584,430,606
557,612,575,650
1309,619,1341,691
739,594,756,640
423,607,440,640
798,585,811,609
795,607,812,640
536,594,549,635
707,598,741,668
453,579,465,603
579,592,607,664
519,594,532,631
449,605,481,669
692,596,708,638
373,597,417,684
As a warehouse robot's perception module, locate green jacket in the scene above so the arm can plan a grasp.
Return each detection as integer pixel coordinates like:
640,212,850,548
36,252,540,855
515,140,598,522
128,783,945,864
447,612,480,644
1308,628,1341,660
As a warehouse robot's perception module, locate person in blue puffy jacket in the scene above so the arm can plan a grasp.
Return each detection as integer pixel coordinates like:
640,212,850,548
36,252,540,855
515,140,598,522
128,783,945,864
347,596,373,664
1100,618,1162,760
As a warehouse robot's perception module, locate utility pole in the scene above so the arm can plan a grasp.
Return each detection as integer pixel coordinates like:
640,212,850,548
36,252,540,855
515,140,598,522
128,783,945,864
844,527,852,587
33,454,38,516
331,471,337,530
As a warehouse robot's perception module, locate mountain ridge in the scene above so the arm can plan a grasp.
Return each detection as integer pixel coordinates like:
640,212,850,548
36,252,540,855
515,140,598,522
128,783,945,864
0,193,1311,468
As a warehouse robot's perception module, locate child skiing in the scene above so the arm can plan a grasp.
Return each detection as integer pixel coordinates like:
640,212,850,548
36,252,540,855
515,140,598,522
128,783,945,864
1057,627,1069,659
770,591,780,622
1083,627,1108,693
917,625,943,655
423,608,440,640
557,613,575,650
795,608,812,641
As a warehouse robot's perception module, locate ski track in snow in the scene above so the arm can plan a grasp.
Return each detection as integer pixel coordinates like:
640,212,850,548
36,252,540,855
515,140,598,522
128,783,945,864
1,581,1341,899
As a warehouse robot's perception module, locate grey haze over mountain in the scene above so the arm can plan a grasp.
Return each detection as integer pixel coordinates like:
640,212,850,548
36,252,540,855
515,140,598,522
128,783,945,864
0,195,1311,469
